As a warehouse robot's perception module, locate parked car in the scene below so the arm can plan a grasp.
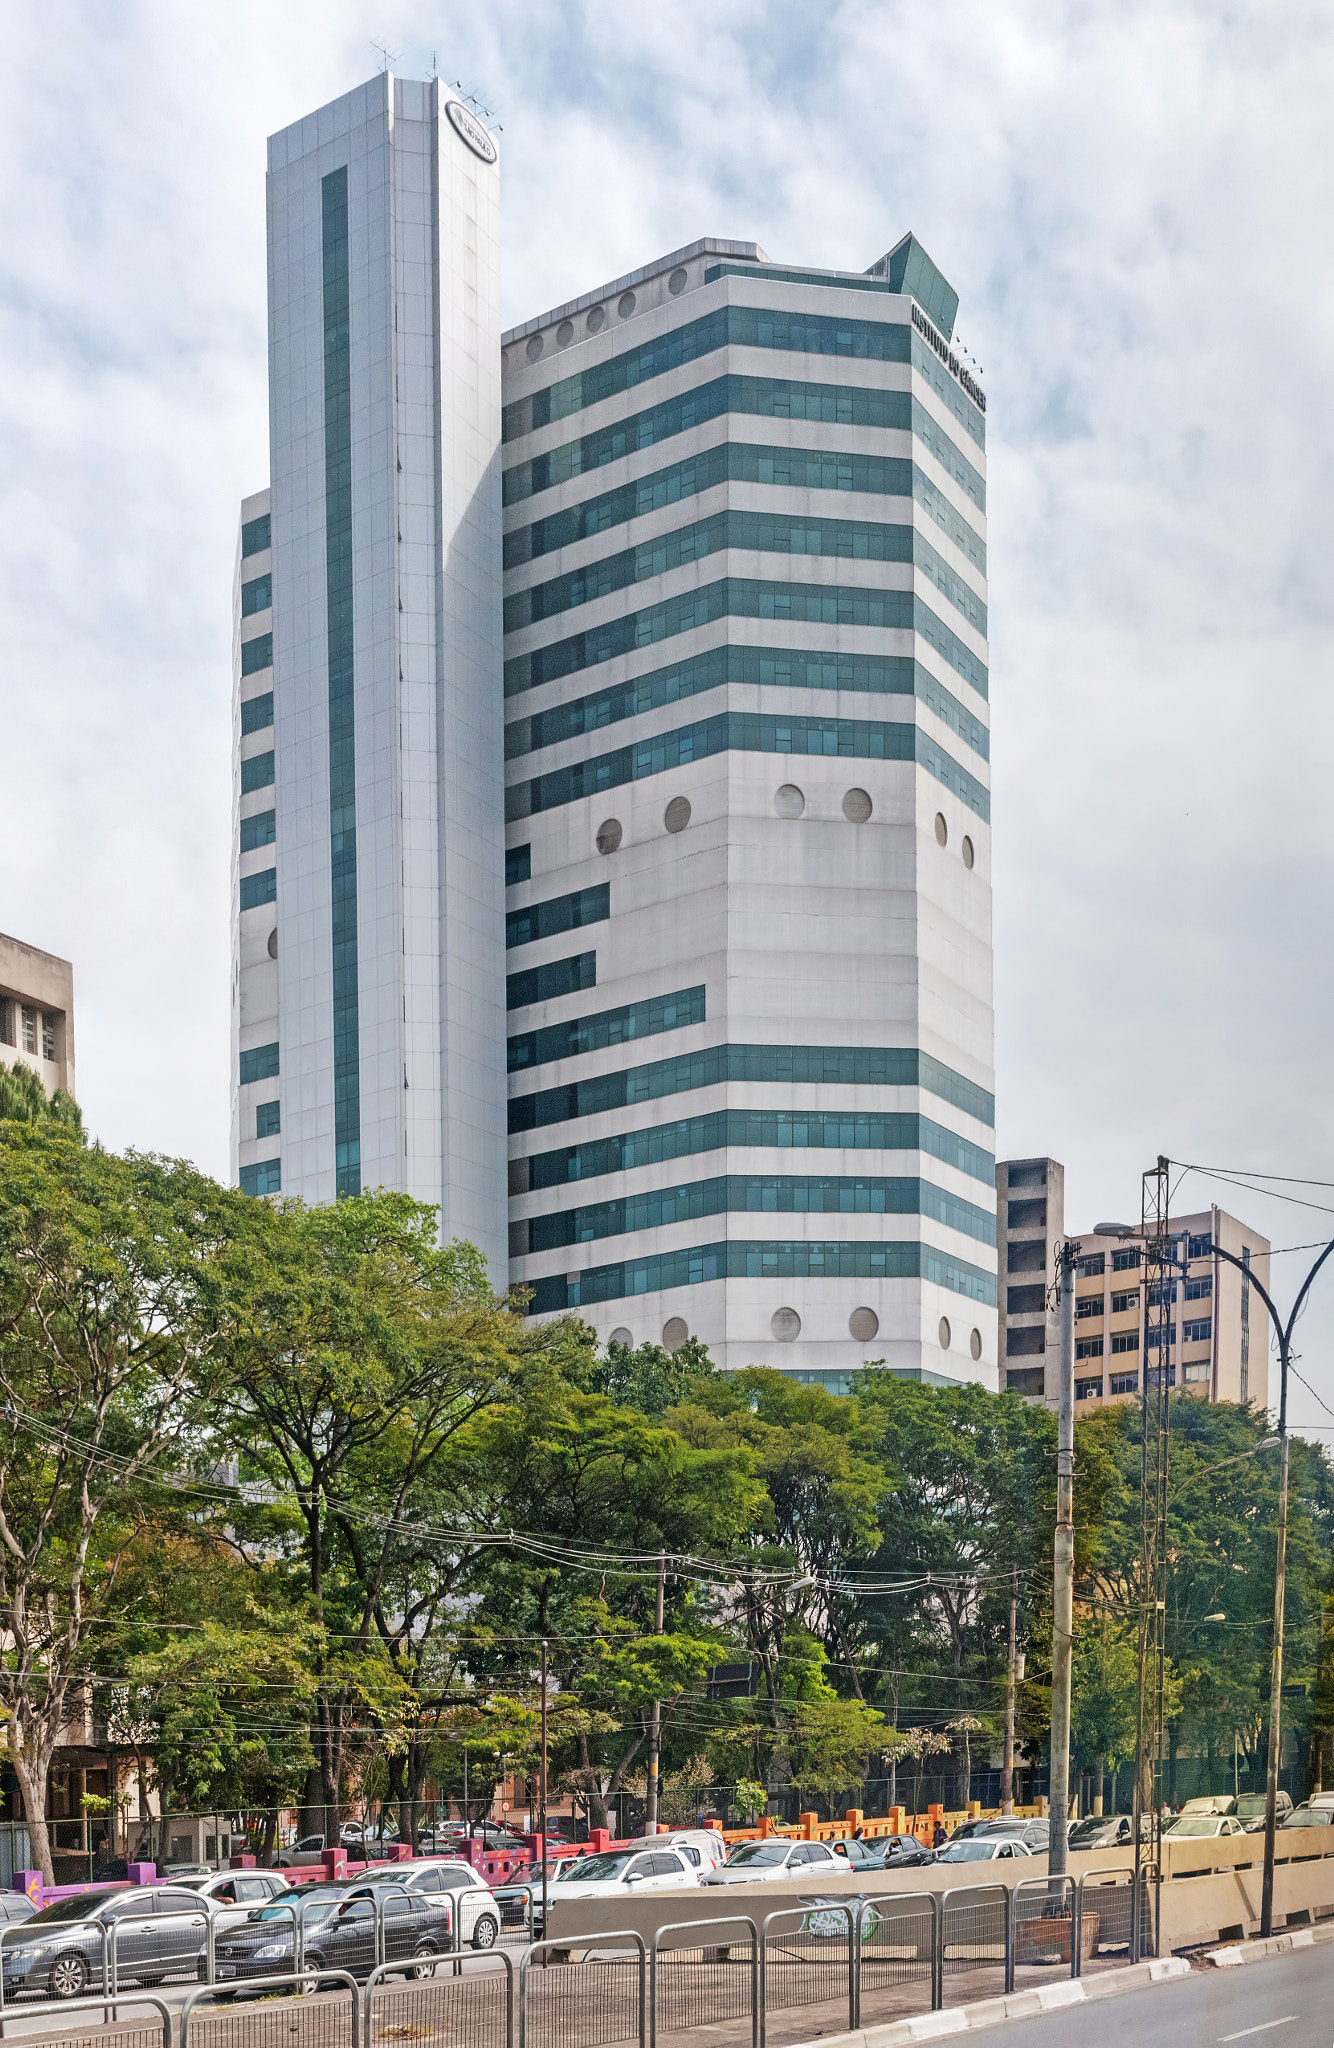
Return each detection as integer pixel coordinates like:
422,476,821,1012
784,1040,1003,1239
492,1857,583,1927
1235,1792,1293,1833
832,1838,890,1872
1281,1805,1334,1829
274,1835,329,1868
977,1818,1051,1853
1161,1814,1245,1839
359,1859,501,1949
534,1846,698,1934
933,1838,1033,1864
1,1886,211,2000
702,1839,842,1885
0,1896,37,1928
1179,1795,1237,1818
172,1870,292,1930
208,1880,452,1985
624,1830,726,1872
879,1835,935,1869
1067,1814,1150,1851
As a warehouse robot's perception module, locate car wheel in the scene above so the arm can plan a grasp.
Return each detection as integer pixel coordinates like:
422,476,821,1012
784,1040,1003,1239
50,1953,90,1999
409,1943,438,1980
471,1917,498,1952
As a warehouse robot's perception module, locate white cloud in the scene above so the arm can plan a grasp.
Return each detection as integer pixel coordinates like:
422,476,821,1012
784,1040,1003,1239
3,0,1334,1426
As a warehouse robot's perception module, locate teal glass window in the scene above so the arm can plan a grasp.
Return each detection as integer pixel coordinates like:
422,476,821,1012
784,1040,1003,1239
525,1237,997,1314
506,951,596,1010
239,1043,279,1085
503,375,985,514
504,509,985,641
240,692,274,735
239,868,276,911
256,1100,281,1139
241,513,271,557
506,645,988,763
240,752,274,794
516,1107,994,1193
239,809,276,852
241,575,272,617
506,843,532,886
241,633,273,676
508,985,705,1074
239,1159,282,1196
506,883,609,949
506,708,990,827
508,1042,994,1136
504,577,987,701
518,1172,995,1256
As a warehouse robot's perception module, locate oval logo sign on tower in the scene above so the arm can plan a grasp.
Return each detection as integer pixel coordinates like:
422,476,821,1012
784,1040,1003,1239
445,98,498,164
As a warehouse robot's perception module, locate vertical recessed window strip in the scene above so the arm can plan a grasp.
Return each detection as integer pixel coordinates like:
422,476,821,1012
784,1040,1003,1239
323,166,360,1197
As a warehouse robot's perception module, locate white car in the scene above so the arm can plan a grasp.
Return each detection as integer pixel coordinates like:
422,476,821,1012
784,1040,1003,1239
1162,1815,1246,1839
626,1830,727,1872
361,1858,501,1949
933,1837,1033,1864
173,1869,293,1929
701,1839,843,1885
534,1846,698,1932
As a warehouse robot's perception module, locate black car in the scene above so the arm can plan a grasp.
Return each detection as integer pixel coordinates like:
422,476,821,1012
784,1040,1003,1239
1,1886,209,2000
208,1880,451,1986
879,1835,934,1869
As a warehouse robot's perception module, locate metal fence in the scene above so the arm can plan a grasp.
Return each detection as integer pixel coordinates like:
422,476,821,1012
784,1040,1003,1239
0,1875,1156,2048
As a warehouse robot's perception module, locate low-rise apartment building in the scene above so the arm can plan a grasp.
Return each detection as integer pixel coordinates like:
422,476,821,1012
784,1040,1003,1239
0,932,75,1100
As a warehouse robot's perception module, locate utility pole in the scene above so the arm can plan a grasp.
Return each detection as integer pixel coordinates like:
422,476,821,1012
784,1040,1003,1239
539,1639,549,1953
1001,1581,1017,1816
1048,1237,1078,1879
646,1549,665,1834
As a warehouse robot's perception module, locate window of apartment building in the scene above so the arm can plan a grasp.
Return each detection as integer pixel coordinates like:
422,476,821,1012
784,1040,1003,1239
1110,1371,1139,1395
1146,1281,1175,1308
256,1101,281,1140
1006,1284,1045,1315
1112,1247,1141,1271
1184,1361,1210,1383
1111,1289,1139,1314
1188,1232,1212,1260
1111,1330,1140,1354
1184,1275,1212,1301
1183,1317,1213,1344
1007,1161,1047,1189
20,1006,36,1054
1075,1294,1103,1319
1075,1336,1104,1359
41,1013,56,1061
1078,1252,1105,1278
1076,1376,1104,1401
0,998,12,1047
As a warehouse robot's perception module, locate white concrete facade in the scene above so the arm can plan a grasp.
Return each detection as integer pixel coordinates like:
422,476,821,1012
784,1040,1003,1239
502,239,997,1386
230,75,508,1281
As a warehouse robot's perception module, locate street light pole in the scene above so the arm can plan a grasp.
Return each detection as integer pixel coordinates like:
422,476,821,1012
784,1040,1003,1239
1048,1239,1078,1879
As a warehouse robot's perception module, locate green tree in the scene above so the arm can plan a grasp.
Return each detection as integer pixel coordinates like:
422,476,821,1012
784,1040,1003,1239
0,1063,82,1133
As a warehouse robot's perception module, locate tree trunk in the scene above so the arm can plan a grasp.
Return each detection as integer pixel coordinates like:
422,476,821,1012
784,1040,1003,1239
11,1750,54,1886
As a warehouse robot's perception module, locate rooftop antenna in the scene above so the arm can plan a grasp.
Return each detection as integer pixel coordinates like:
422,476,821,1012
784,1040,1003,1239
371,40,399,73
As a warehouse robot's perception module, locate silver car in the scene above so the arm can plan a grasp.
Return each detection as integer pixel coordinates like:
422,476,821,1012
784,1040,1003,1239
702,1839,843,1884
172,1870,292,1931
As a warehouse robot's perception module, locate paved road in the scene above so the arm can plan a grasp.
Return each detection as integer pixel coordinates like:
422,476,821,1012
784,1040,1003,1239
998,1947,1331,2048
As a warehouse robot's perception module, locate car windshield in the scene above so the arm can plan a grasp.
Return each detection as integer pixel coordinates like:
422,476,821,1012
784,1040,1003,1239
1234,1795,1268,1819
726,1841,790,1866
174,1878,210,1892
26,1891,118,1926
1068,1821,1113,1845
254,1888,341,1922
936,1841,996,1862
555,1851,636,1882
1165,1817,1219,1836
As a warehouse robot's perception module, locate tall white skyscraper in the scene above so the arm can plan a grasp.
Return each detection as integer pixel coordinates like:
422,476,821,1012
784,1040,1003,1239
501,237,996,1386
230,74,508,1279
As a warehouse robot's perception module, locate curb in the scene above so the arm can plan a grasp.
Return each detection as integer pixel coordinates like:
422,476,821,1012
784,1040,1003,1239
1206,1924,1331,1966
789,1957,1193,2048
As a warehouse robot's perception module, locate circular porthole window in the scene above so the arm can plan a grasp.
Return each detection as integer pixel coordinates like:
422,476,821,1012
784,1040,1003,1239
556,319,574,346
586,306,606,334
596,818,623,854
843,788,872,823
774,784,805,819
939,1317,952,1350
664,795,691,833
525,333,544,362
267,928,278,959
849,1307,879,1341
618,290,637,318
668,267,688,295
962,835,975,870
663,1316,689,1352
610,1326,633,1347
970,1327,983,1361
934,812,948,847
771,1307,801,1342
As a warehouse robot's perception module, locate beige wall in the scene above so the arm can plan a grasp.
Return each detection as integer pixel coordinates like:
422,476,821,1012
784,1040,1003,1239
0,931,75,1098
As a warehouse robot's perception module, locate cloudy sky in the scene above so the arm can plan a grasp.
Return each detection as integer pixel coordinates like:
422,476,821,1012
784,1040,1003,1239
4,0,1334,1425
